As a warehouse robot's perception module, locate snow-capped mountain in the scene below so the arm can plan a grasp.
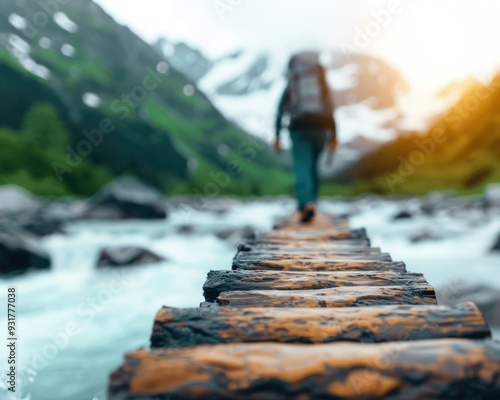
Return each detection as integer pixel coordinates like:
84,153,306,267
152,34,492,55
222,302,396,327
154,38,407,146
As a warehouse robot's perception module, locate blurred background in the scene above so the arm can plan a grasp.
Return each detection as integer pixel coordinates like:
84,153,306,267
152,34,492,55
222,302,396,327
0,1,499,399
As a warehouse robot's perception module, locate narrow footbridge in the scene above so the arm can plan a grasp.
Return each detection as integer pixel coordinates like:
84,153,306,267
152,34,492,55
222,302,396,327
109,212,500,399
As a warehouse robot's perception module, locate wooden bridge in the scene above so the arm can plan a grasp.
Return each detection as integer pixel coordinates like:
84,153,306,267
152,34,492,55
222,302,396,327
109,211,500,399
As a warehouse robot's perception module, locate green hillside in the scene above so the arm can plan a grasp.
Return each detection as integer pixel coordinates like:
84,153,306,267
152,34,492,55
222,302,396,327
0,0,292,197
334,74,500,195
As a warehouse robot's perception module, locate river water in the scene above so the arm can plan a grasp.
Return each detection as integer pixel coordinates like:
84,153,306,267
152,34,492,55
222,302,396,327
1,198,499,400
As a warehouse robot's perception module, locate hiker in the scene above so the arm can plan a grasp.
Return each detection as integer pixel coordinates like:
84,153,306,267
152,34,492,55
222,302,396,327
274,51,337,223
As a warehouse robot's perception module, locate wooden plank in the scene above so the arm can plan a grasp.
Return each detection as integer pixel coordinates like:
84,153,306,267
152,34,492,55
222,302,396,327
109,339,500,400
217,285,437,308
233,259,405,272
235,253,393,263
151,302,491,348
261,228,367,241
203,270,428,302
238,240,372,251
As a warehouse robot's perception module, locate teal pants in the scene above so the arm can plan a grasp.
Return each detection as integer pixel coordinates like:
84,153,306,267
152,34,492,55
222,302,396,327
290,130,327,210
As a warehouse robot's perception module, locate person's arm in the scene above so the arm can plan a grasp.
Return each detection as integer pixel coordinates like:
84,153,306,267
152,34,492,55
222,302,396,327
274,86,288,152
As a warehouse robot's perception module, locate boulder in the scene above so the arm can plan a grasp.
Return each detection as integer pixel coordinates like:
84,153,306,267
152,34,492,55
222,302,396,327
484,183,500,208
0,185,40,214
215,225,256,246
410,231,441,243
97,246,166,268
0,230,51,276
490,232,500,252
437,284,500,326
85,177,167,220
392,210,413,220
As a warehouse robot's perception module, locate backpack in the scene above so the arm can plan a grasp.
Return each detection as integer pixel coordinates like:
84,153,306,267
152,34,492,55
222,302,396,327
286,52,333,130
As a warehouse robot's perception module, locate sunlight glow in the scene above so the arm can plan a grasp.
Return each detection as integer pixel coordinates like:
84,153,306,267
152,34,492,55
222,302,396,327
417,15,468,67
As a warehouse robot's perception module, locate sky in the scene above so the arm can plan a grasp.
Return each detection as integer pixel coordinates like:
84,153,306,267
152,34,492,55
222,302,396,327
94,0,500,96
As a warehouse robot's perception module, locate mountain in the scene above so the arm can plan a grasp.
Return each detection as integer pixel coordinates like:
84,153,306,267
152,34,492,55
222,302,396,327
334,74,500,195
0,0,292,197
154,40,408,145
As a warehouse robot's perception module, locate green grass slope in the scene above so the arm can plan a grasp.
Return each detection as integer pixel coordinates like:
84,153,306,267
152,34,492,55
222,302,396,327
335,74,500,195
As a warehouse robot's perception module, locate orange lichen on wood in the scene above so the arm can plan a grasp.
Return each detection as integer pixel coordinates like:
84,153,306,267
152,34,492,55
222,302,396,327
233,259,405,272
217,285,436,308
151,302,491,348
203,270,428,301
109,339,500,399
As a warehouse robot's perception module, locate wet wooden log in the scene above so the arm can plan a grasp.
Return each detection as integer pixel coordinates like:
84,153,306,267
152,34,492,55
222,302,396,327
236,246,383,258
235,252,393,263
238,239,372,252
150,302,491,348
203,270,427,302
233,258,405,272
109,339,500,400
217,285,437,308
273,213,348,230
261,228,367,241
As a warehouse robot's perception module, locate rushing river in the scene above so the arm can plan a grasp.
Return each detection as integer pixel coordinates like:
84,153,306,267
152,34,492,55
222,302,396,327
1,198,499,400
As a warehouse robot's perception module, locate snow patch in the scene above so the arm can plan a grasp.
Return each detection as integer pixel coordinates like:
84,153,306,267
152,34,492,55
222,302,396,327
8,13,28,30
217,144,230,157
156,61,169,74
53,12,78,33
39,37,52,49
5,34,50,80
183,84,195,96
61,43,76,57
82,93,101,108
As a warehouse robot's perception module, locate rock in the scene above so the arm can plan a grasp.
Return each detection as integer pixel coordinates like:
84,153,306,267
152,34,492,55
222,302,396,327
176,224,195,235
490,232,500,252
410,231,441,243
437,284,500,326
215,225,256,246
392,210,413,220
484,183,500,208
85,177,167,220
0,185,40,215
0,230,51,276
0,186,69,236
97,246,166,268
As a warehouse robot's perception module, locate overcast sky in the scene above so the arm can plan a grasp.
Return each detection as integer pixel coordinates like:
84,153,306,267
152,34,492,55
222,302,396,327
95,0,500,95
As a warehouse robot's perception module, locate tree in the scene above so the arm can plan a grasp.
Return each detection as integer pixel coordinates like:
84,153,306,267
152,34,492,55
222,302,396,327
21,103,68,151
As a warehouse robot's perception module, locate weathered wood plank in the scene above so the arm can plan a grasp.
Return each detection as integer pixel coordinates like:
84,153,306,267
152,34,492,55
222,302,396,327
238,240,372,252
150,302,491,348
273,213,348,231
217,285,437,308
203,270,427,302
261,228,367,241
235,253,393,263
233,259,405,272
109,339,500,400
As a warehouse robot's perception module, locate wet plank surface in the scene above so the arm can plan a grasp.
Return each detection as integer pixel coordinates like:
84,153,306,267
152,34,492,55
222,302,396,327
151,302,491,347
216,285,437,308
203,270,428,301
110,339,500,400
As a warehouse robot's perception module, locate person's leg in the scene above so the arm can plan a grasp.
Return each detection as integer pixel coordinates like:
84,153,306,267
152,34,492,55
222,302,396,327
290,130,315,210
311,131,328,202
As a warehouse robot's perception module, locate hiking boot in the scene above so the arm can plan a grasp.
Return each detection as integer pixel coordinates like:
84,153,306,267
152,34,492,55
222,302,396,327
299,203,316,224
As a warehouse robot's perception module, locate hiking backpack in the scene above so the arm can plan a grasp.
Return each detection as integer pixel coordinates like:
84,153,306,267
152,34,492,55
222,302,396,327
286,52,334,130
